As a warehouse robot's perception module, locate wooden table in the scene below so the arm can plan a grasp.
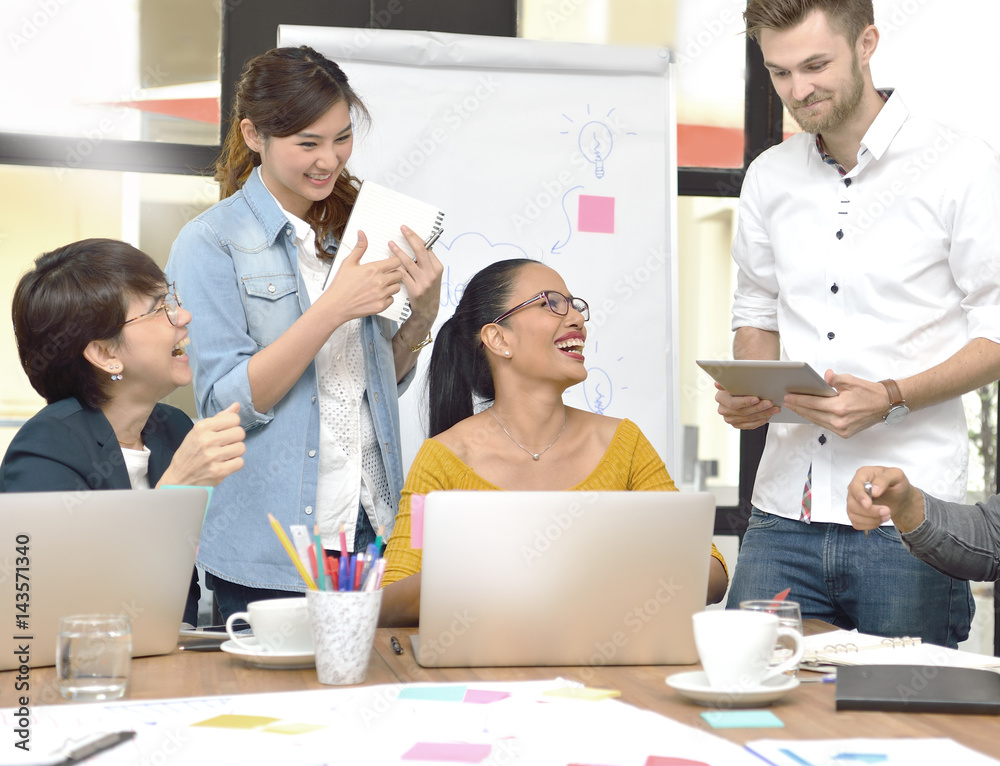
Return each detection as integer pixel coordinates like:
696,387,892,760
4,622,999,759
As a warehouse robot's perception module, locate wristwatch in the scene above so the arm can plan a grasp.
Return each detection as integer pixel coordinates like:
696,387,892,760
879,379,909,425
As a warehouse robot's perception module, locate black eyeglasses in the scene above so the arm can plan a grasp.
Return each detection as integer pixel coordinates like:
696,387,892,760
119,283,182,327
490,290,590,325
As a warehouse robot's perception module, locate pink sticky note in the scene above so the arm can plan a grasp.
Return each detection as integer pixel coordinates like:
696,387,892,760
402,742,492,762
410,494,425,549
645,758,711,766
463,689,511,704
578,194,615,233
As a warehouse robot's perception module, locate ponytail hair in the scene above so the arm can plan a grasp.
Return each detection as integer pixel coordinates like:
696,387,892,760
215,45,370,259
428,259,536,436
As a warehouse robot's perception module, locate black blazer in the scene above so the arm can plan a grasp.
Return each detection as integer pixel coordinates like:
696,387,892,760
0,397,193,492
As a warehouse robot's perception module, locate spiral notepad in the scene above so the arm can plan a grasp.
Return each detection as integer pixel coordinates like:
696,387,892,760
323,180,445,324
801,629,1000,671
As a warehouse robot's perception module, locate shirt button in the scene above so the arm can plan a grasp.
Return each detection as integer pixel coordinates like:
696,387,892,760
286,228,293,237
844,178,852,187
827,332,835,340
818,434,827,445
311,395,317,403
305,506,314,515
836,229,844,240
267,283,276,293
308,449,317,458
831,283,839,294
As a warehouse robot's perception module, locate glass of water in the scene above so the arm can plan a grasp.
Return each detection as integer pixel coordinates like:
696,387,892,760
56,614,132,701
739,600,803,674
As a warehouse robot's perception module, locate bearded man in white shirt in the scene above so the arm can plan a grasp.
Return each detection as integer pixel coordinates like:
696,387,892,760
716,0,1000,647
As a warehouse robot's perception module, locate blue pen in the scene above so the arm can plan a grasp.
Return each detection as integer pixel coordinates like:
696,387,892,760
346,553,357,592
338,554,349,592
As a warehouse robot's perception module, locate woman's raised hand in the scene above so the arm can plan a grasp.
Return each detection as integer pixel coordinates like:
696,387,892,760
157,402,246,488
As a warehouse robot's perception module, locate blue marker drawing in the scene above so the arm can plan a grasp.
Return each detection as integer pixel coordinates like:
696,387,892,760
778,749,815,766
434,232,530,307
561,105,637,179
579,120,614,178
832,755,888,764
551,185,584,255
584,366,613,414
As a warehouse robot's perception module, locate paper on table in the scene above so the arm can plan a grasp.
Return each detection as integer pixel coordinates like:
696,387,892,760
323,180,445,323
745,738,1000,766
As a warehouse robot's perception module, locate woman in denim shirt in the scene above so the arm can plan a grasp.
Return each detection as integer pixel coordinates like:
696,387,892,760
167,46,443,618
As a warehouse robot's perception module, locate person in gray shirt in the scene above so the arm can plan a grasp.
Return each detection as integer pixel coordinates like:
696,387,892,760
847,468,1000,582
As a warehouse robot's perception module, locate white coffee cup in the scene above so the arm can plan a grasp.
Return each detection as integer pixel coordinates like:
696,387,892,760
225,597,314,654
692,610,804,691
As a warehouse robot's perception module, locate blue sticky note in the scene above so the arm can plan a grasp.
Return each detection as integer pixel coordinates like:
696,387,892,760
700,710,784,729
398,685,468,702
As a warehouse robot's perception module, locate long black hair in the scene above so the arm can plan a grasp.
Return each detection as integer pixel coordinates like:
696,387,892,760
428,258,536,436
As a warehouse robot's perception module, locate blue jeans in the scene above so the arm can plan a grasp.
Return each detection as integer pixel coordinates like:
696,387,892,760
207,502,377,621
725,509,974,648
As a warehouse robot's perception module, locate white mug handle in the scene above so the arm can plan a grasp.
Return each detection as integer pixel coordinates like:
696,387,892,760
225,612,257,651
761,626,804,682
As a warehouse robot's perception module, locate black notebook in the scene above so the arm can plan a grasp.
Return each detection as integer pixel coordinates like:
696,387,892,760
836,664,1000,714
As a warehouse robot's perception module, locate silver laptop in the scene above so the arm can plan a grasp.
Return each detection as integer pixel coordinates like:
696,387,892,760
413,490,716,667
0,487,208,669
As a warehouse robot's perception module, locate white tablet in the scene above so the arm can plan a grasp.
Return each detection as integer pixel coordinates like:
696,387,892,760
696,359,837,424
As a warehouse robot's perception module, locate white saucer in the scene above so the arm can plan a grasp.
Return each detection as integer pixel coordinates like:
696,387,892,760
220,639,315,669
666,671,798,707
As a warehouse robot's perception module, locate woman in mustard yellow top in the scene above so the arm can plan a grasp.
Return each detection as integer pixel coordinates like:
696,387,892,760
379,259,728,625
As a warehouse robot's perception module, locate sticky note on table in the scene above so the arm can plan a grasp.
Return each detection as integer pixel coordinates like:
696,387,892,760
700,710,784,729
542,686,621,701
410,493,425,549
192,714,280,729
463,689,511,704
402,742,493,762
398,685,468,702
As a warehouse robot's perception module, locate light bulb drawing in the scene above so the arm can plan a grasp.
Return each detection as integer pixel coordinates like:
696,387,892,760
578,121,614,179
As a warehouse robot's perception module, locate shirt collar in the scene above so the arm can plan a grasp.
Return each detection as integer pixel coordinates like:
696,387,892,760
814,88,901,173
254,167,315,248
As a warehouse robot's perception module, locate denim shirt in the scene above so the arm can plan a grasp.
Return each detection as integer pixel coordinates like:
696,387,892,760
166,169,413,591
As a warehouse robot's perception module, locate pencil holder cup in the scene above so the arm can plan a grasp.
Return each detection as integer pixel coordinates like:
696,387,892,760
307,589,382,685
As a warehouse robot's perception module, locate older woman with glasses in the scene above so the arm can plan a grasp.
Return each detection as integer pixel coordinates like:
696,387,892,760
378,259,729,626
0,238,246,625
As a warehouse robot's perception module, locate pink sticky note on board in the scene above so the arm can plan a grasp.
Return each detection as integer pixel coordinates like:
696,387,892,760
578,194,615,233
410,494,425,549
402,742,492,762
645,758,711,766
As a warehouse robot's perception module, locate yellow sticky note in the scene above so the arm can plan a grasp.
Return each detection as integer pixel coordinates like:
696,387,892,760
543,687,621,701
192,714,280,729
262,722,326,735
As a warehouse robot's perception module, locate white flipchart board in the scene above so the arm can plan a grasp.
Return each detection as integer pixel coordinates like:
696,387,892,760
277,26,680,474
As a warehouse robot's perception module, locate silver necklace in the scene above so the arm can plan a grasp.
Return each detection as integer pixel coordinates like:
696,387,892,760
490,407,568,461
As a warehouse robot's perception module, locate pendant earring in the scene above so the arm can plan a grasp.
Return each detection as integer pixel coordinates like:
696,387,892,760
110,365,122,381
